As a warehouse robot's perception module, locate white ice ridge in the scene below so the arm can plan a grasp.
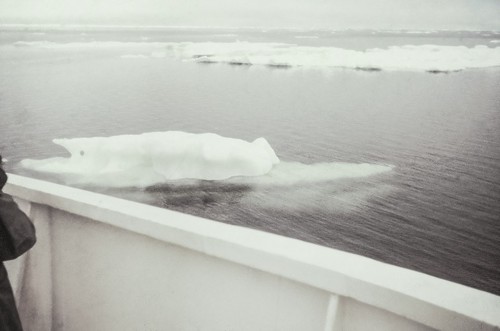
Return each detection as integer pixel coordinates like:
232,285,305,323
174,42,500,72
11,40,500,72
21,131,280,187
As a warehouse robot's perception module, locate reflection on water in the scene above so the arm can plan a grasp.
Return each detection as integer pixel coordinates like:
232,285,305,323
146,181,253,208
144,172,392,213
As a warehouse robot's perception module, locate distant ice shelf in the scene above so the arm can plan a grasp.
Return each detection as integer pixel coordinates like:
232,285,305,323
174,42,500,72
10,40,500,72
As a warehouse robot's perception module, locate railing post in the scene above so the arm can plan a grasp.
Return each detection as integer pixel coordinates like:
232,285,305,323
324,294,344,331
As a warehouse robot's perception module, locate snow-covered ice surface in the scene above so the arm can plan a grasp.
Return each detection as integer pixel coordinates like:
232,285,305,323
10,40,500,72
21,131,280,186
20,131,391,188
175,43,500,72
67,41,500,72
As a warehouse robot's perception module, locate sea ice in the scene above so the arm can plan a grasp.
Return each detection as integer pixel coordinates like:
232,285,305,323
12,40,500,71
177,42,500,72
21,131,393,188
21,131,280,187
232,161,393,186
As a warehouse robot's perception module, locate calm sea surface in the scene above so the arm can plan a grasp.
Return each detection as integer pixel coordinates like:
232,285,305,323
1,29,500,294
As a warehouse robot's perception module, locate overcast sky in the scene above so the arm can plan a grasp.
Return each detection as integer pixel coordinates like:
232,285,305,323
1,0,499,30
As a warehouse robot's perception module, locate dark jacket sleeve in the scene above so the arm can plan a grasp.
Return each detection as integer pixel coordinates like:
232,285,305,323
0,193,36,261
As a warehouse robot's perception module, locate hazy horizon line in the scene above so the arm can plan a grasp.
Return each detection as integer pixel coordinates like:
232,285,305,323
1,23,499,33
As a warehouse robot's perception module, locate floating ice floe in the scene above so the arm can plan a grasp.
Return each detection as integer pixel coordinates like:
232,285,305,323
21,131,392,188
176,42,500,72
11,40,500,72
21,131,280,187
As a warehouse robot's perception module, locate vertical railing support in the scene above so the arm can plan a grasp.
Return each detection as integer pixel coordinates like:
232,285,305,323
324,294,344,331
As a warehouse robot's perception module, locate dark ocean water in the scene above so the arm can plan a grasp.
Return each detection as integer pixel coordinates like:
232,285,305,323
1,28,500,295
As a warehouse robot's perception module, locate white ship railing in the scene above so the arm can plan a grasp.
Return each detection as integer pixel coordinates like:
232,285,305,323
4,174,500,331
